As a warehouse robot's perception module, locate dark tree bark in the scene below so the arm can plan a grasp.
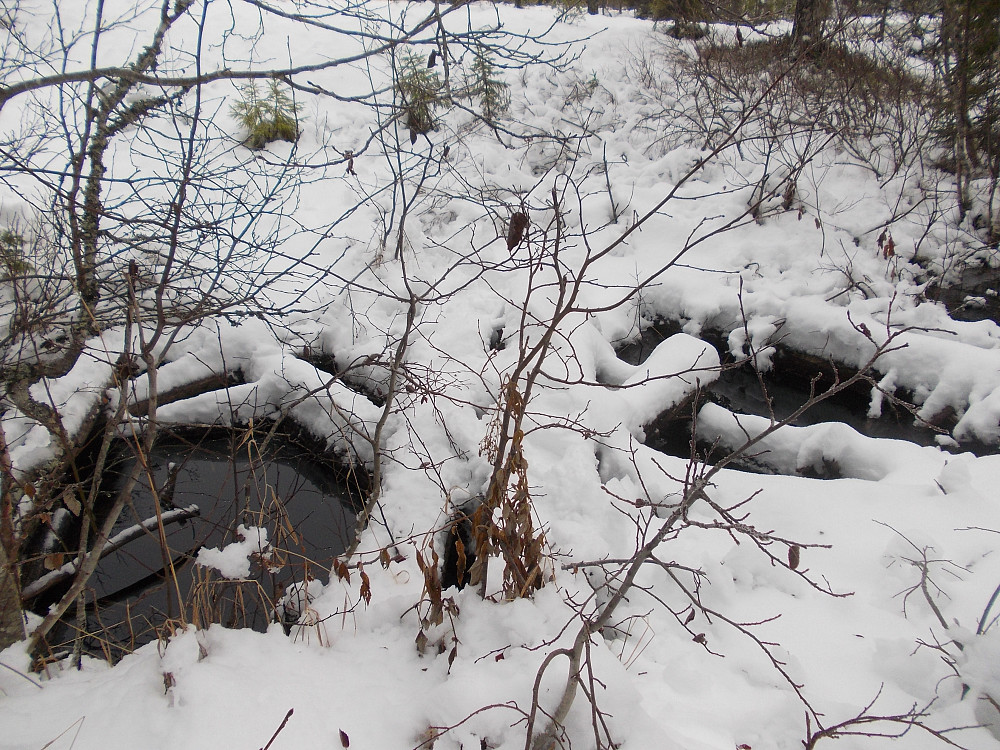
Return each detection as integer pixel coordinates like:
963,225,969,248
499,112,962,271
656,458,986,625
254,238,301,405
0,544,24,650
792,0,830,49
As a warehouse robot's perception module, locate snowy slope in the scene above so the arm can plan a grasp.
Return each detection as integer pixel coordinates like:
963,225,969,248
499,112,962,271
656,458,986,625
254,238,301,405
2,2,1000,750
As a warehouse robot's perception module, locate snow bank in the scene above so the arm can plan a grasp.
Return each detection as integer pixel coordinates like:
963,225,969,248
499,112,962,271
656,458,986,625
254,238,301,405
5,4,1000,750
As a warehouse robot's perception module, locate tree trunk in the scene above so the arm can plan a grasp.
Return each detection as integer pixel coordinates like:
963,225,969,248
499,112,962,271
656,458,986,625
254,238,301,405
792,0,829,49
950,0,976,219
0,543,24,650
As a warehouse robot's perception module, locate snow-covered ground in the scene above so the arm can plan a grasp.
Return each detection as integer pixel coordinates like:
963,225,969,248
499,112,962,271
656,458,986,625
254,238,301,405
3,2,1000,749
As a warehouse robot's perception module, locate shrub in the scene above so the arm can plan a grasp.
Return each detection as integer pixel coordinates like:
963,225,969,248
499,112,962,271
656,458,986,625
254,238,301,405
468,46,510,124
397,52,443,137
231,80,302,150
0,228,31,279
675,36,932,164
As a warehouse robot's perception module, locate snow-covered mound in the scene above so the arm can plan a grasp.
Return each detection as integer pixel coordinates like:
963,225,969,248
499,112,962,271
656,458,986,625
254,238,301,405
2,3,1000,750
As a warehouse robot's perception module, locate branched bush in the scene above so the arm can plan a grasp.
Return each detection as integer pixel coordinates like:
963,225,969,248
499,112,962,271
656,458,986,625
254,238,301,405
231,80,302,150
657,35,934,179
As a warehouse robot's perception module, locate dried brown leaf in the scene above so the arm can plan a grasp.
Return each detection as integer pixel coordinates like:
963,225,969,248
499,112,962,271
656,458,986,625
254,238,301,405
334,559,351,583
64,493,81,516
506,211,529,252
358,563,371,605
883,236,895,259
454,536,466,587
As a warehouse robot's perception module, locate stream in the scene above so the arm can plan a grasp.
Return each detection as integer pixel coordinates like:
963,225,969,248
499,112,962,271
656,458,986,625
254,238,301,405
926,263,1000,324
617,320,992,471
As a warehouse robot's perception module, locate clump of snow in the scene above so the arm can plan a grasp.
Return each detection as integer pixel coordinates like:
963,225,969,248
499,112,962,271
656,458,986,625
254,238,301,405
4,332,126,475
727,315,780,371
696,400,965,482
936,455,975,494
617,332,720,432
196,525,271,579
868,368,898,418
276,578,326,628
951,627,1000,741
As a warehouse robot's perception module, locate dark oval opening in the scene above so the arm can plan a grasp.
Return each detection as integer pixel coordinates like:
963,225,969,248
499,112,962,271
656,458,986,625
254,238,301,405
27,425,367,659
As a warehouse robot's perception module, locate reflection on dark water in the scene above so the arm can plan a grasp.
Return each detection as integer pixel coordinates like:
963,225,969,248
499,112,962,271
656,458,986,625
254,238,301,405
616,321,956,465
927,264,1000,324
39,430,360,658
707,365,941,446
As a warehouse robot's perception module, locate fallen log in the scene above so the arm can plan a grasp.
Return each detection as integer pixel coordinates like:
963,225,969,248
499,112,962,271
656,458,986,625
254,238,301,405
21,504,200,601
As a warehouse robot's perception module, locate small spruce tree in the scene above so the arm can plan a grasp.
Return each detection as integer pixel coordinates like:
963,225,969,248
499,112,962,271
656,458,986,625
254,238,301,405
469,47,510,125
231,80,302,150
397,52,443,137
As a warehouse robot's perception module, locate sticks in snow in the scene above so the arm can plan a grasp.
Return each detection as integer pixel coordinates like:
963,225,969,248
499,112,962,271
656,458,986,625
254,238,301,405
20,504,200,601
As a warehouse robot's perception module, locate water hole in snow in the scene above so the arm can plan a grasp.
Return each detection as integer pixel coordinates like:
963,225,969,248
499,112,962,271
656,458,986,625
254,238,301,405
27,426,365,659
617,320,994,475
926,263,1000,325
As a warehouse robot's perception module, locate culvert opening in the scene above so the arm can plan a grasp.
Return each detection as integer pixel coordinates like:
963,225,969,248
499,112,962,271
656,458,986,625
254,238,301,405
26,424,367,659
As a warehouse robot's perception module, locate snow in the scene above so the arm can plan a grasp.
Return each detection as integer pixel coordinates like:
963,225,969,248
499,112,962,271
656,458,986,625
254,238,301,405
3,2,1000,750
196,525,271,580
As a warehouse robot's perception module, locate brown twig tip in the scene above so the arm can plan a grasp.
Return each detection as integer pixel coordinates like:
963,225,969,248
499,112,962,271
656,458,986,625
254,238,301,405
506,211,529,252
260,708,293,750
